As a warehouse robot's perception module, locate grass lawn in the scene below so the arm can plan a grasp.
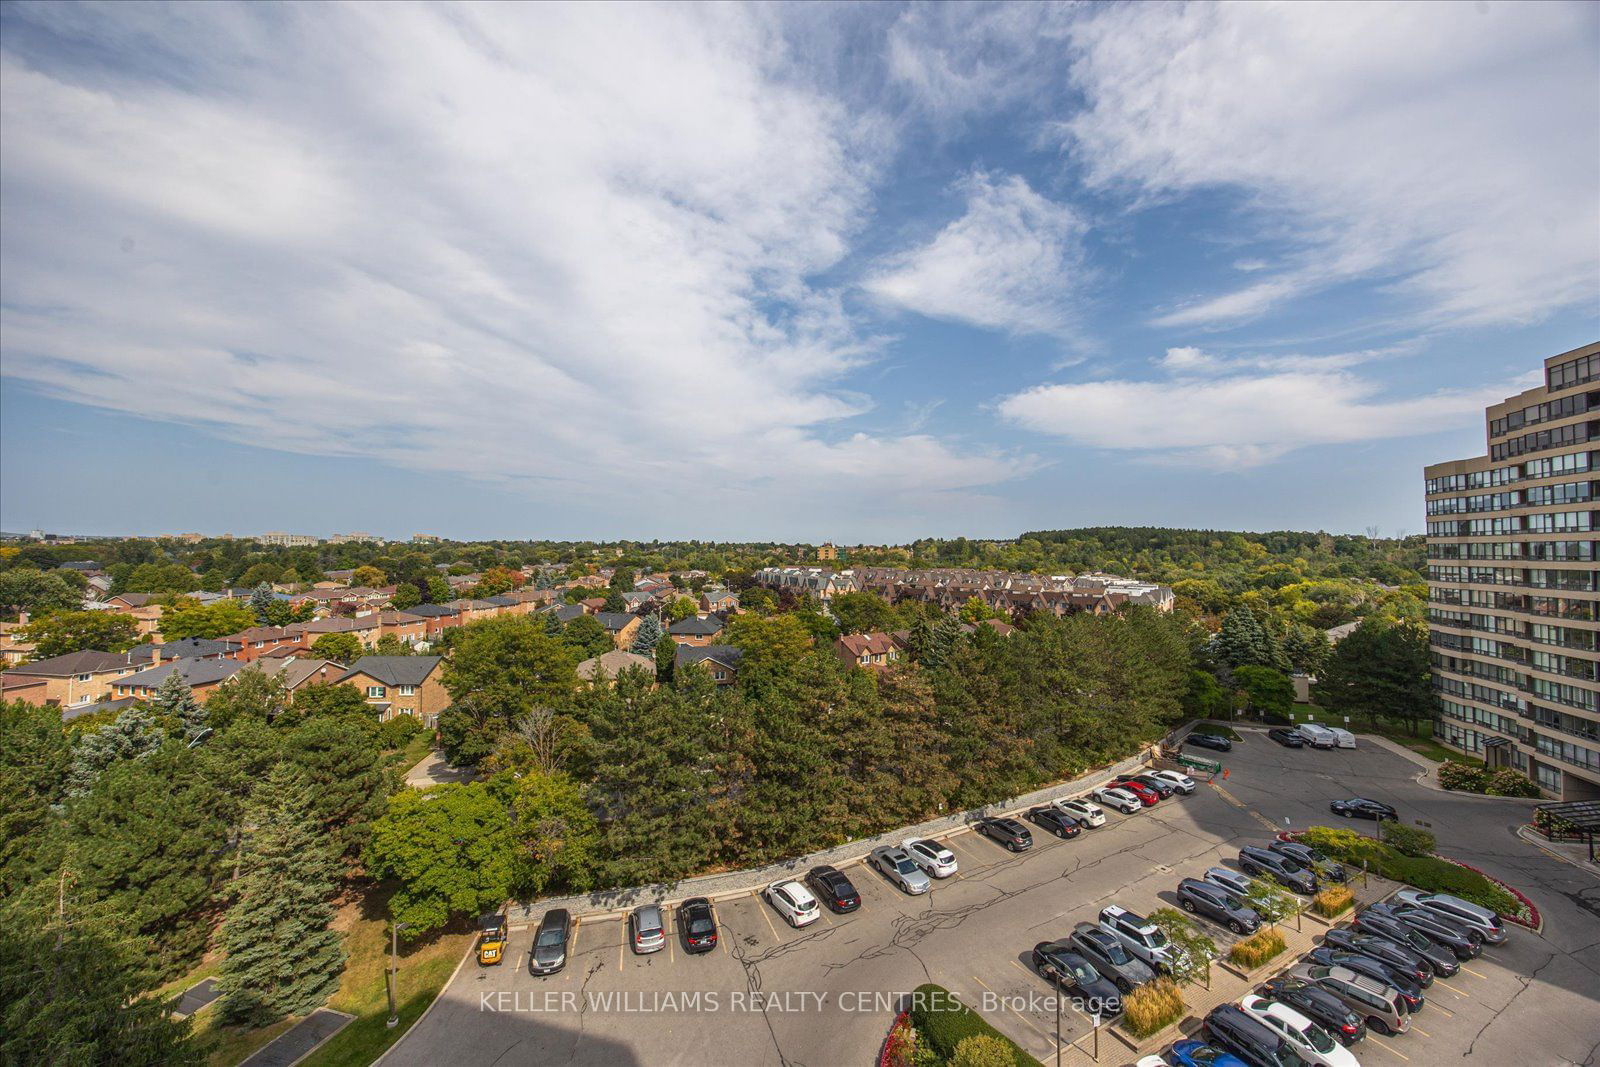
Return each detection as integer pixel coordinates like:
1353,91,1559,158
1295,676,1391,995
384,732,435,775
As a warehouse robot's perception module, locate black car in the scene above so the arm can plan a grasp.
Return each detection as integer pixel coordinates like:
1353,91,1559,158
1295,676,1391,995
1352,912,1460,976
804,865,860,914
1366,902,1482,959
1238,845,1319,894
677,897,719,954
1026,806,1083,839
1268,727,1304,748
1185,732,1234,752
1268,840,1347,883
1205,1004,1301,1067
1262,975,1367,1046
1329,797,1397,821
529,908,571,975
1305,947,1426,1011
1030,940,1123,1016
1176,877,1260,934
975,817,1033,851
1323,928,1434,986
1114,773,1176,798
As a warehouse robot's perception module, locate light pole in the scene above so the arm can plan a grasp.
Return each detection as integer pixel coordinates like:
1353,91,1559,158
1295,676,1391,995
386,920,410,1028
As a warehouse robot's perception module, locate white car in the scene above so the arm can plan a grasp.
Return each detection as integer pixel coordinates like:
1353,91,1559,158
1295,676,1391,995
1098,905,1178,972
1330,727,1356,749
1053,798,1106,827
1147,770,1195,795
1091,786,1142,814
1134,1058,1170,1067
764,880,820,928
1239,994,1358,1067
901,837,958,878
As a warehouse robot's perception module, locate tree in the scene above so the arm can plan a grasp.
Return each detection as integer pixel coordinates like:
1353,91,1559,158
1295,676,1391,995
1244,877,1301,926
602,590,627,614
1233,666,1294,720
0,877,205,1066
373,634,415,657
1184,669,1230,722
630,613,664,655
1214,606,1290,673
654,632,677,682
390,583,421,611
352,565,387,588
283,716,391,862
205,667,292,728
667,596,698,622
146,670,209,742
440,618,579,766
218,764,345,1025
958,596,1000,624
0,568,83,620
1148,907,1217,985
250,582,277,624
310,632,364,663
1282,624,1330,676
724,613,812,668
510,771,599,896
831,591,900,634
1315,617,1433,733
425,575,453,603
238,563,283,589
561,615,613,660
160,598,256,641
19,611,139,658
364,782,515,937
65,704,166,798
292,680,374,721
119,562,201,595
0,701,72,895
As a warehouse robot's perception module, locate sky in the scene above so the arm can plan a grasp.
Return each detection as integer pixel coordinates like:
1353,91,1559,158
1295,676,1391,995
1,1,1597,543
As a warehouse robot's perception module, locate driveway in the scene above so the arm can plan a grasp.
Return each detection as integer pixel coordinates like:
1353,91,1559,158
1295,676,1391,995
405,750,475,789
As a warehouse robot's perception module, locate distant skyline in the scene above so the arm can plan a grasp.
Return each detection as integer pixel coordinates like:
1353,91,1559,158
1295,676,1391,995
2,3,1597,542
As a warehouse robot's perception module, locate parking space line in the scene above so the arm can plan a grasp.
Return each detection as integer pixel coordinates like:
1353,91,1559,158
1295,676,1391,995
1431,979,1467,999
1411,1022,1432,1037
1367,1034,1409,1061
1479,952,1502,962
1429,1001,1455,1017
570,916,582,958
752,891,782,941
970,974,1051,1042
1460,964,1490,980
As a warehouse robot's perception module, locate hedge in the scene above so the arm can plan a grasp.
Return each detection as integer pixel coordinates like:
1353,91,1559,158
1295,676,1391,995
1439,760,1540,797
908,984,1042,1067
1298,826,1518,915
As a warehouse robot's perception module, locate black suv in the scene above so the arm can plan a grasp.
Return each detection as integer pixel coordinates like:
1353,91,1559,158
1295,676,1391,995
1185,732,1233,752
1365,901,1482,959
1176,877,1260,934
1268,727,1305,748
1269,840,1347,882
677,897,719,954
1323,928,1434,986
1205,1004,1302,1067
1352,912,1460,976
1026,806,1082,839
1262,975,1366,1046
975,817,1033,851
1238,845,1319,894
805,865,860,913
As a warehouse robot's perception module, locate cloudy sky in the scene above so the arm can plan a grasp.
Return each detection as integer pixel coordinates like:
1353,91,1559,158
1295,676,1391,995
2,1,1596,542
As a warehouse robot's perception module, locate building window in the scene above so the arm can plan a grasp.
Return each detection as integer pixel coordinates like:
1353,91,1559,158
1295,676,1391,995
366,685,386,698
75,673,91,682
1534,763,1562,792
397,685,417,696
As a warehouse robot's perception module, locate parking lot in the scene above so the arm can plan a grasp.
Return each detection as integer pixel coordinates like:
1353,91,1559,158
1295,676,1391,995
386,734,1600,1067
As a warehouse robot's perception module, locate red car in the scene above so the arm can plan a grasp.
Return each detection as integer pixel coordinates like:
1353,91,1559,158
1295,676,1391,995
1116,780,1160,806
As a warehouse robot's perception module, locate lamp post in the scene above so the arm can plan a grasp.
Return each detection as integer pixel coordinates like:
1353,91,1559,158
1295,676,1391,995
386,920,410,1028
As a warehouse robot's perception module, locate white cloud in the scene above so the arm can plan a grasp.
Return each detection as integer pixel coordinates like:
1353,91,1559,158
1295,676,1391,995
0,4,1031,528
1063,1,1600,328
863,172,1089,336
999,347,1528,468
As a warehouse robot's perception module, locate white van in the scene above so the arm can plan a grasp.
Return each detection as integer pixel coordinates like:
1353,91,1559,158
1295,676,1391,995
1296,723,1338,749
1330,727,1356,749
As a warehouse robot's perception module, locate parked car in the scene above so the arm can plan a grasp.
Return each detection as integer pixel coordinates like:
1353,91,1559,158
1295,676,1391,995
628,904,666,954
1148,769,1197,794
1114,773,1175,799
1092,786,1143,814
1069,922,1157,992
1027,805,1083,839
1287,962,1411,1035
677,897,719,954
1204,1004,1303,1067
1262,975,1367,1047
1186,732,1234,752
1167,1041,1249,1067
477,912,508,966
870,846,932,894
1268,840,1348,883
529,908,571,975
1268,727,1305,748
975,816,1034,851
805,865,861,913
1202,866,1255,898
1176,878,1260,934
1352,911,1460,976
1239,994,1358,1067
1365,901,1482,959
1116,780,1162,806
764,880,821,928
1392,890,1508,944
1305,947,1425,1011
1054,797,1107,827
1030,940,1123,1016
901,837,959,878
1099,905,1177,972
1328,797,1396,821
1296,724,1339,750
1238,845,1319,894
1329,728,1356,749
1322,928,1434,986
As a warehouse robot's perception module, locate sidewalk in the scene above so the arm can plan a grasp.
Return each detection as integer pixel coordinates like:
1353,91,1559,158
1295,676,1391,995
1516,824,1600,874
239,1009,354,1067
404,750,474,789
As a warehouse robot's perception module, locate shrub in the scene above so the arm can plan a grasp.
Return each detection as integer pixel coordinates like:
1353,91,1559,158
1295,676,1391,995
951,1034,1019,1067
1379,822,1435,857
376,713,424,750
1534,807,1580,837
908,984,1040,1067
1227,927,1287,969
1311,886,1355,918
1438,760,1491,792
1485,768,1540,797
1121,978,1184,1039
1383,855,1518,915
1300,825,1386,867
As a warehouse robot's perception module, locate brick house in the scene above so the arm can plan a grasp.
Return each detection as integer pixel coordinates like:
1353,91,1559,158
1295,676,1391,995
337,656,448,726
224,625,309,662
669,616,725,647
112,657,247,701
377,610,429,646
0,650,144,708
594,611,642,650
674,643,743,685
834,632,899,670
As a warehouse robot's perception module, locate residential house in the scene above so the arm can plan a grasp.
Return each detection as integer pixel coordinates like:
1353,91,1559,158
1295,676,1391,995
377,610,429,647
594,611,643,650
337,656,448,726
834,632,900,670
699,588,739,615
0,650,144,708
105,592,155,611
669,616,725,647
224,625,309,662
295,615,380,649
256,657,345,692
0,614,38,666
580,596,607,613
402,603,463,641
674,644,743,685
577,649,657,685
111,657,247,701
549,603,588,625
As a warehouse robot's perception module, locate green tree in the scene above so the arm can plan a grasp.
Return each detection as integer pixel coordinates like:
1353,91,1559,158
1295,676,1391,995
364,782,515,936
250,582,277,624
205,667,292,729
1282,624,1330,676
439,618,579,766
510,771,599,896
630,613,664,655
120,562,201,595
373,634,415,657
352,565,387,588
146,670,209,742
160,598,256,641
654,632,677,683
283,716,391,863
667,596,698,622
19,610,139,658
65,704,166,798
0,877,205,1066
0,700,72,894
958,596,1000,624
1215,606,1290,672
831,591,901,634
310,632,364,663
0,568,87,619
390,583,421,611
218,764,345,1025
561,615,613,660
602,590,628,614
424,575,453,603
1316,617,1433,733
1184,669,1230,722
293,681,374,720
1234,665,1294,720
724,613,812,668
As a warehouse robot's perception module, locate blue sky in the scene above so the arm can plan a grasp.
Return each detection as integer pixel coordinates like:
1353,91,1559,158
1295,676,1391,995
2,2,1596,542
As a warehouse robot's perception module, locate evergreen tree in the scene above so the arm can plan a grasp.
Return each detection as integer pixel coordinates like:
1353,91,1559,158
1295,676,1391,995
654,632,677,682
282,716,391,863
602,590,627,614
630,613,664,655
1215,606,1289,671
218,764,345,1026
0,700,72,895
250,582,276,624
904,616,934,664
148,670,208,742
1282,624,1330,676
65,704,166,798
923,615,963,670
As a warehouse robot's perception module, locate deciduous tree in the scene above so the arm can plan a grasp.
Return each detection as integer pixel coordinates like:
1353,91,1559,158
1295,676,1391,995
310,632,364,663
160,598,256,641
364,782,514,937
19,610,139,658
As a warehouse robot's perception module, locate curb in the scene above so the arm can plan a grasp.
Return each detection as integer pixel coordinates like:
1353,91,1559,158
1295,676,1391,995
1515,824,1600,879
369,939,476,1067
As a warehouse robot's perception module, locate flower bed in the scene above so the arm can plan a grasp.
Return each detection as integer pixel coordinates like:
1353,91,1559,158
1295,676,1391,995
878,1010,912,1067
1310,885,1355,919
